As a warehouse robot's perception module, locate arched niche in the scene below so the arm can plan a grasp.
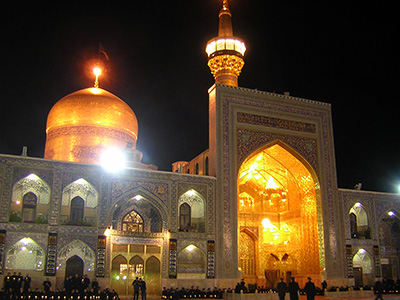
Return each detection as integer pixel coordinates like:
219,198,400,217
237,142,323,280
178,190,205,232
61,178,98,226
349,203,371,239
11,174,50,223
177,245,206,279
5,238,45,270
353,249,374,287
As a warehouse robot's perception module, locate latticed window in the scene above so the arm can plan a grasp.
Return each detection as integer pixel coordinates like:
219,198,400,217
122,211,144,232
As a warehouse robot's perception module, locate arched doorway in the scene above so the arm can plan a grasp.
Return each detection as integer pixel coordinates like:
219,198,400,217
237,143,322,286
146,256,161,296
111,255,128,296
65,255,84,279
353,249,373,287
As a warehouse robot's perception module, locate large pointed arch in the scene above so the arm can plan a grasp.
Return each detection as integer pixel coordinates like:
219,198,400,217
57,240,96,275
108,187,167,233
5,237,45,270
237,141,324,282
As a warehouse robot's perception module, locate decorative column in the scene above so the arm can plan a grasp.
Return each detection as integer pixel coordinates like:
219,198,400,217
346,245,354,278
96,235,107,277
374,245,381,278
207,240,215,278
168,239,177,279
45,233,58,276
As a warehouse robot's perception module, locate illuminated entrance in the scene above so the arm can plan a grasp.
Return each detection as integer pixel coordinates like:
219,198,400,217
237,143,323,287
110,244,161,296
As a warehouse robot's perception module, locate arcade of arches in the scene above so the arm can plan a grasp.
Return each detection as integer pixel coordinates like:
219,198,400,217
237,144,323,287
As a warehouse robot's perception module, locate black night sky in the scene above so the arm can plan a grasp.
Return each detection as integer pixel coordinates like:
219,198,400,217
0,2,398,193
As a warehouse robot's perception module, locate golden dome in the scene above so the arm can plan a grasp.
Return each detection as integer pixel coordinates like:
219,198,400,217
44,87,138,164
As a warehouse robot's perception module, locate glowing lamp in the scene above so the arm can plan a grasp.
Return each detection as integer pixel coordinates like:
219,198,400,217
262,218,271,229
93,67,101,76
104,227,111,237
100,148,126,172
187,245,194,252
388,211,395,217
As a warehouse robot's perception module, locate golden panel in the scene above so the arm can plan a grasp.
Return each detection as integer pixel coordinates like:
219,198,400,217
238,144,323,278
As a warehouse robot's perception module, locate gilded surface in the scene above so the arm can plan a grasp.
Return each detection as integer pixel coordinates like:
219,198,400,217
45,88,138,164
207,55,244,77
238,144,322,278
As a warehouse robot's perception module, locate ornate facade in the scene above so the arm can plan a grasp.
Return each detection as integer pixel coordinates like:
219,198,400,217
1,0,400,297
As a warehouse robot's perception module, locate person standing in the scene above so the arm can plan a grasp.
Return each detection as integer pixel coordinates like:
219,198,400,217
3,273,12,293
374,280,383,300
23,274,31,295
304,277,316,300
277,278,287,300
43,278,52,294
132,277,139,300
91,278,99,292
82,274,90,291
288,277,299,300
139,278,146,300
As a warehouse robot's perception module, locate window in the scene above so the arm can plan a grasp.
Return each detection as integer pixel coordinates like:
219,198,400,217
195,163,199,175
179,203,191,230
122,211,144,232
22,192,37,223
70,197,84,224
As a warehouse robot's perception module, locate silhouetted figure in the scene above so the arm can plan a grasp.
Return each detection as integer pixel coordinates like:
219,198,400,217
92,278,99,292
277,278,287,300
139,278,146,300
3,273,12,292
23,274,31,295
374,280,383,300
288,277,299,300
43,278,52,294
132,277,139,300
321,280,327,295
304,277,316,300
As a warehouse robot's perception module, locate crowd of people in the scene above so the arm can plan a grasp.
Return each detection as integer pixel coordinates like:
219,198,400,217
161,286,224,299
1,273,120,300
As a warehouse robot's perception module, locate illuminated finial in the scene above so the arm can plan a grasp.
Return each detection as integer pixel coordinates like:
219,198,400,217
93,67,102,88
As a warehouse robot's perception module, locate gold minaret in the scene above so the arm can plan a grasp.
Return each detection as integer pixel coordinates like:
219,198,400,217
206,0,246,87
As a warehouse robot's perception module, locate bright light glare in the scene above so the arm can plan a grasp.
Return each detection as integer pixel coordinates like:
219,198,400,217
100,149,126,172
187,245,194,252
93,67,102,76
388,211,395,217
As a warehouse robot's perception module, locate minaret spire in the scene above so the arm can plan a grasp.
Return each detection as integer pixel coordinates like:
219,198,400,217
218,0,233,37
205,0,246,87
